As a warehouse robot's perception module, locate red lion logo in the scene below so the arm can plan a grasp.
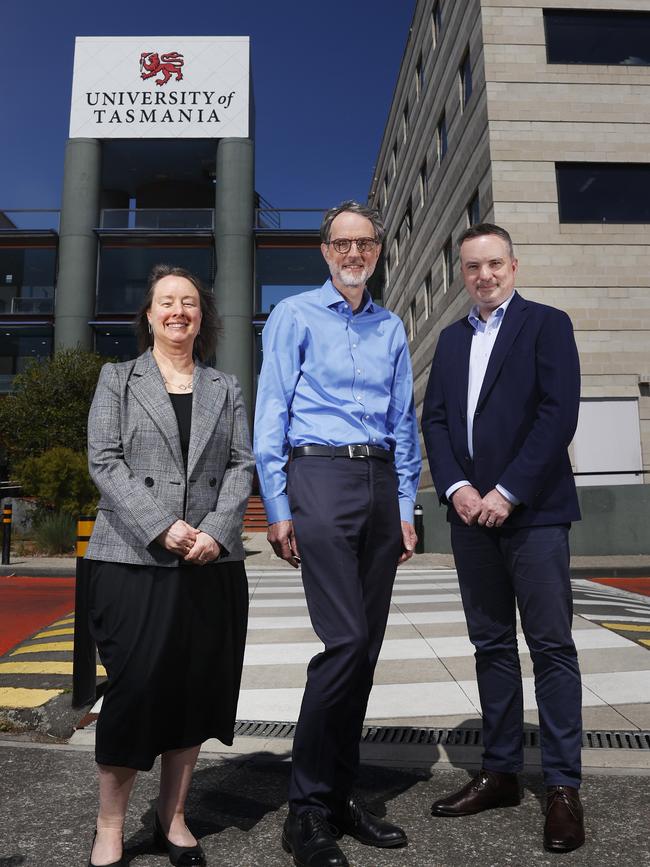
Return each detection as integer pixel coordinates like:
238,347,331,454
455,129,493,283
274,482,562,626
140,51,184,86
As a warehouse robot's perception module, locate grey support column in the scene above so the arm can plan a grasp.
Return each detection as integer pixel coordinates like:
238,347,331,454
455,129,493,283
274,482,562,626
213,138,255,423
55,138,102,351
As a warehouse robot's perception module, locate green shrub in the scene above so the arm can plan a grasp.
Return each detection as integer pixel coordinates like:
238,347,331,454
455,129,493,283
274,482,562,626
33,511,77,555
17,447,97,516
0,347,106,464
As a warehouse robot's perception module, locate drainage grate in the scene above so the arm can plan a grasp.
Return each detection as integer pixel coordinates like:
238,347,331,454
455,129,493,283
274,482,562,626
232,721,650,750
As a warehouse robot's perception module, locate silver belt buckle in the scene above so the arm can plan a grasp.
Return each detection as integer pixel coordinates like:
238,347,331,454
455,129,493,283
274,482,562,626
348,444,370,459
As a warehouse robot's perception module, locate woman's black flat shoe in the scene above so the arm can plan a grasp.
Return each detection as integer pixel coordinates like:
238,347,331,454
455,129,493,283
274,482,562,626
153,812,206,866
88,830,126,867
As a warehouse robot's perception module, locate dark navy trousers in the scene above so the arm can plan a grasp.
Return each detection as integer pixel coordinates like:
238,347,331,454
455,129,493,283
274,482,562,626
286,455,402,818
451,523,582,788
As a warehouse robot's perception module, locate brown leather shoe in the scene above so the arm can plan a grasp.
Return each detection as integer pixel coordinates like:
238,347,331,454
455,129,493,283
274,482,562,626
431,769,520,816
544,786,585,853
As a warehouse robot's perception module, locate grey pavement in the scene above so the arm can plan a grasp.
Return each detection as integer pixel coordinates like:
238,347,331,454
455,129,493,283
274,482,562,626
2,542,650,865
1,735,649,867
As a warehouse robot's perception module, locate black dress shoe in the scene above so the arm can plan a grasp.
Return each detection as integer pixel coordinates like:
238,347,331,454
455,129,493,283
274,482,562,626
153,812,206,866
431,769,520,816
544,786,585,853
88,830,126,867
281,811,349,867
334,796,407,848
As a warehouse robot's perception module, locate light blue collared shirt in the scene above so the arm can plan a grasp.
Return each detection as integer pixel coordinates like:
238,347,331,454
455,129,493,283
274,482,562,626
446,293,520,504
254,280,421,524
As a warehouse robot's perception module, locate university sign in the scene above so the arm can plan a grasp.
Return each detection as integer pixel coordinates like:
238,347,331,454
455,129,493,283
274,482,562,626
69,36,249,138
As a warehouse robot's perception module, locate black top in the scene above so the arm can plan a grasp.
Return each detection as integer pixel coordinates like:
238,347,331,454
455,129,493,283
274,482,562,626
168,392,193,469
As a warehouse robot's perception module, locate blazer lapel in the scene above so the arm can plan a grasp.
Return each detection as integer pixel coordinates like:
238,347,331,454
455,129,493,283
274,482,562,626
187,363,227,478
456,318,474,416
476,292,529,410
127,350,184,474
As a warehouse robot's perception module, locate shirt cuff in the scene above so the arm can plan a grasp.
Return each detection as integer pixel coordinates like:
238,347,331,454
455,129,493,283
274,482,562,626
496,484,520,506
399,497,415,523
262,494,293,525
445,480,472,501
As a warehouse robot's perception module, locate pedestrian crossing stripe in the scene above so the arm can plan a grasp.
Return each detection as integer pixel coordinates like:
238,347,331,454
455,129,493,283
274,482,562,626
0,687,64,708
0,661,106,676
600,623,650,633
11,641,75,655
33,628,75,639
51,617,75,627
641,640,650,648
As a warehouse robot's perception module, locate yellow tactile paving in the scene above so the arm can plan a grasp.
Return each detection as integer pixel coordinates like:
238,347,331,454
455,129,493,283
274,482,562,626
641,640,650,648
11,641,74,655
0,661,106,676
32,628,75,639
601,623,650,633
0,687,64,708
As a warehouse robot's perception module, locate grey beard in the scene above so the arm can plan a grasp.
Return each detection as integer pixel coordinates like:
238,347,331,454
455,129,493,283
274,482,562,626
339,266,369,288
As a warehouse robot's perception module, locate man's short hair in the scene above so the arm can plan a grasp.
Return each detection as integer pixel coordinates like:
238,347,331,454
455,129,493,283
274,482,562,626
458,222,515,259
320,200,386,245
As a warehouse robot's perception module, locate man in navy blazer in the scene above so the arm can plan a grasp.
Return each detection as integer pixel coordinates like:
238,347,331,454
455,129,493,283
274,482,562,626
422,223,585,853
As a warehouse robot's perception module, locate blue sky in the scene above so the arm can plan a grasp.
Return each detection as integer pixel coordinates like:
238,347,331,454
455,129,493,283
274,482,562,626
2,0,415,211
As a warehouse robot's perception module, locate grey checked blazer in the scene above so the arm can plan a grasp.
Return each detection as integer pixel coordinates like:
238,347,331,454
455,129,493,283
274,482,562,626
85,349,254,566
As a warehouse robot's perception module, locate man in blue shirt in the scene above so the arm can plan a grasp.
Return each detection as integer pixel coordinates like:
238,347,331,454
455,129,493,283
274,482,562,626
422,224,585,853
254,201,421,867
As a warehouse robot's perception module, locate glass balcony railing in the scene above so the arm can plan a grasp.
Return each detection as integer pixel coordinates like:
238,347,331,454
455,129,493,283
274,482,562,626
100,209,214,230
255,209,326,231
10,296,55,314
0,210,60,231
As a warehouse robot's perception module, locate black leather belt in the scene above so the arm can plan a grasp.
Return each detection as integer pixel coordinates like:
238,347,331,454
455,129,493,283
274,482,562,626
291,444,393,462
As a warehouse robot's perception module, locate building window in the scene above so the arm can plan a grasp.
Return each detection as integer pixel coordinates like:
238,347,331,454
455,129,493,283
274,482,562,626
442,238,453,293
0,248,56,315
436,112,447,164
459,48,472,111
0,326,53,394
415,54,423,100
381,175,388,210
424,271,434,319
544,10,650,66
467,190,480,226
400,207,412,247
431,1,442,49
407,299,417,341
401,102,409,146
385,253,391,289
418,159,428,209
556,163,650,223
389,144,397,183
256,245,325,313
97,247,213,313
391,236,400,270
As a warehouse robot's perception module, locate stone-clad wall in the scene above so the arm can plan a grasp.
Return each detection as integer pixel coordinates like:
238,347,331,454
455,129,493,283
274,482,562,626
371,0,650,492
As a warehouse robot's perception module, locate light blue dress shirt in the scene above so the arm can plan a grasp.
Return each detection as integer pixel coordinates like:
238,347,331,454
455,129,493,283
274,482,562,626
446,293,520,504
254,280,421,524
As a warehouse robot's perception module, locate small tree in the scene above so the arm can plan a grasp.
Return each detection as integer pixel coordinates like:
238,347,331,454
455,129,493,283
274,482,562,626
0,347,106,517
0,348,106,464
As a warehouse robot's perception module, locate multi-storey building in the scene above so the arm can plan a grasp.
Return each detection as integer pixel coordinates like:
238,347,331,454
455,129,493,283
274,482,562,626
370,0,650,499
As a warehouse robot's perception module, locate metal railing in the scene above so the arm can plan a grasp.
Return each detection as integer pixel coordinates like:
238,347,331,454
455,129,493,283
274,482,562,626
255,208,326,231
9,296,55,314
100,209,214,230
0,210,60,231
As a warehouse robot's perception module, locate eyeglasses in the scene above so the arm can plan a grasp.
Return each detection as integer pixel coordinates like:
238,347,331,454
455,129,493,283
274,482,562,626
328,237,378,254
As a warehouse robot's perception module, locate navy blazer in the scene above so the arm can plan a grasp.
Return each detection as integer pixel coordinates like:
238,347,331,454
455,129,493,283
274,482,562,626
421,292,581,528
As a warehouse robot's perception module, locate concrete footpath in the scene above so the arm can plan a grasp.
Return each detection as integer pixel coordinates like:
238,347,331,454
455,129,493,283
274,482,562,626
1,734,649,867
1,542,650,865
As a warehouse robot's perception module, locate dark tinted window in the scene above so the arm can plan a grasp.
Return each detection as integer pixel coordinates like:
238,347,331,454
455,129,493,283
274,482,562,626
460,49,472,109
97,247,213,313
255,246,326,313
557,163,650,223
545,10,650,66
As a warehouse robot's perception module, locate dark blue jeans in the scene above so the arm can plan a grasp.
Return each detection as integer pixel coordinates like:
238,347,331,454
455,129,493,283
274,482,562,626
451,523,582,788
286,455,402,817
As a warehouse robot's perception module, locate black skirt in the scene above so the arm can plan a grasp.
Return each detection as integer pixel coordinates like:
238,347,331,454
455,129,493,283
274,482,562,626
88,559,248,771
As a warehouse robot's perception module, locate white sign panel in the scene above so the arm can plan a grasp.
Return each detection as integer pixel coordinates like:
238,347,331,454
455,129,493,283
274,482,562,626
69,36,249,138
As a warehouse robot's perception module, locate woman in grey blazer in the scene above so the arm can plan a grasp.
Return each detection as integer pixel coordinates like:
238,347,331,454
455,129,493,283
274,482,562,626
85,264,254,867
